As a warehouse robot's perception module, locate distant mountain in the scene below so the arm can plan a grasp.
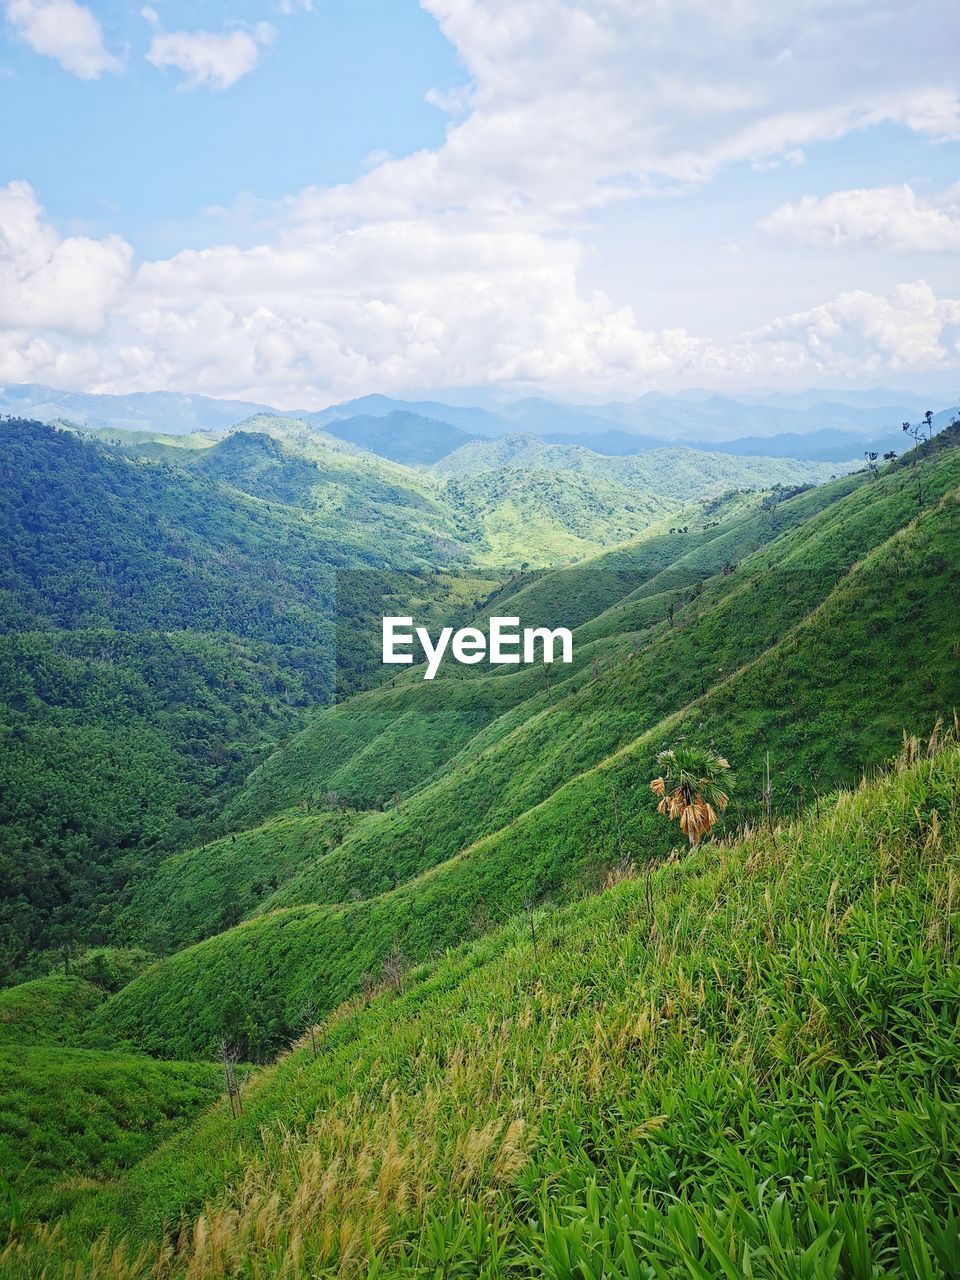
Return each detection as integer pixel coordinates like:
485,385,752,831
308,394,511,438
491,396,628,437
733,386,936,411
4,382,953,470
683,426,908,463
579,394,928,443
0,383,271,435
314,410,476,465
540,424,929,462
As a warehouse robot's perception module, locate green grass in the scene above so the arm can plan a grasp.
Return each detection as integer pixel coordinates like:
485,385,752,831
0,976,106,1047
4,422,960,1278
0,1046,222,1225
117,810,359,953
8,734,960,1277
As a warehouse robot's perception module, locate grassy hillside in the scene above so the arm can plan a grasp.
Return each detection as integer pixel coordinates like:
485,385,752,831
0,1047,222,1227
8,735,960,1276
219,488,774,825
228,442,955,840
442,466,677,566
434,438,843,568
0,976,106,1047
117,810,358,954
89,443,960,1059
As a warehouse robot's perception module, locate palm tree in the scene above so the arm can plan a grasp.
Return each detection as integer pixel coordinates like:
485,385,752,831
650,746,734,848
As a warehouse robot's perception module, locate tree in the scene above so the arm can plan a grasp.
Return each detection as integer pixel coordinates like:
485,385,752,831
901,411,935,508
218,1037,244,1118
650,746,734,848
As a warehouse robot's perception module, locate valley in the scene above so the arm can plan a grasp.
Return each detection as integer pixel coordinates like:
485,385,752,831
0,399,958,1278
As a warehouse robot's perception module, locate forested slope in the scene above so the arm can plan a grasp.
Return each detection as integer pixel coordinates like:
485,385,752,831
0,420,472,977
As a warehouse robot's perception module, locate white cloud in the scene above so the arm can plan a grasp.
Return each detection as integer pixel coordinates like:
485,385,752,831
5,0,121,79
4,200,957,399
0,181,132,335
1,180,958,402
145,22,274,91
2,1,960,400
748,281,960,377
762,184,960,252
287,0,958,229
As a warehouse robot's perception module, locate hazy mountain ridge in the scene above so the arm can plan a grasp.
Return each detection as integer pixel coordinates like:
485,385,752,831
4,382,950,467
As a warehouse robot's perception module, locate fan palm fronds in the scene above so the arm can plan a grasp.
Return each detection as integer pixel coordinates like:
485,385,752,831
650,746,734,848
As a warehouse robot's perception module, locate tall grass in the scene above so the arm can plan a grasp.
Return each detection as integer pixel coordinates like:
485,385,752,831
6,732,959,1277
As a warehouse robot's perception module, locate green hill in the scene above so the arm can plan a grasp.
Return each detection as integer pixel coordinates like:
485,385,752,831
0,975,107,1047
85,438,960,1059
7,733,959,1276
441,466,677,566
434,438,843,568
117,810,358,954
319,409,476,465
0,419,478,978
434,431,845,487
0,1046,222,1228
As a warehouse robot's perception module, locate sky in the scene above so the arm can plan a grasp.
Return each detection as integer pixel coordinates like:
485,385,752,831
1,0,960,408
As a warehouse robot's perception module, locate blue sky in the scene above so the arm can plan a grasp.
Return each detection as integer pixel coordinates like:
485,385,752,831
2,1,463,254
1,0,959,406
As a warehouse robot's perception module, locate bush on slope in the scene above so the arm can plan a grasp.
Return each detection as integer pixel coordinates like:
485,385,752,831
85,488,960,1060
11,735,960,1277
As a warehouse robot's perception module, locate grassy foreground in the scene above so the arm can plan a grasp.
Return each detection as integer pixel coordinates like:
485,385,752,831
6,729,959,1277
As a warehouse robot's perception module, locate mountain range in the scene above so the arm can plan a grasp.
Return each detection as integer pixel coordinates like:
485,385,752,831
3,381,953,465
